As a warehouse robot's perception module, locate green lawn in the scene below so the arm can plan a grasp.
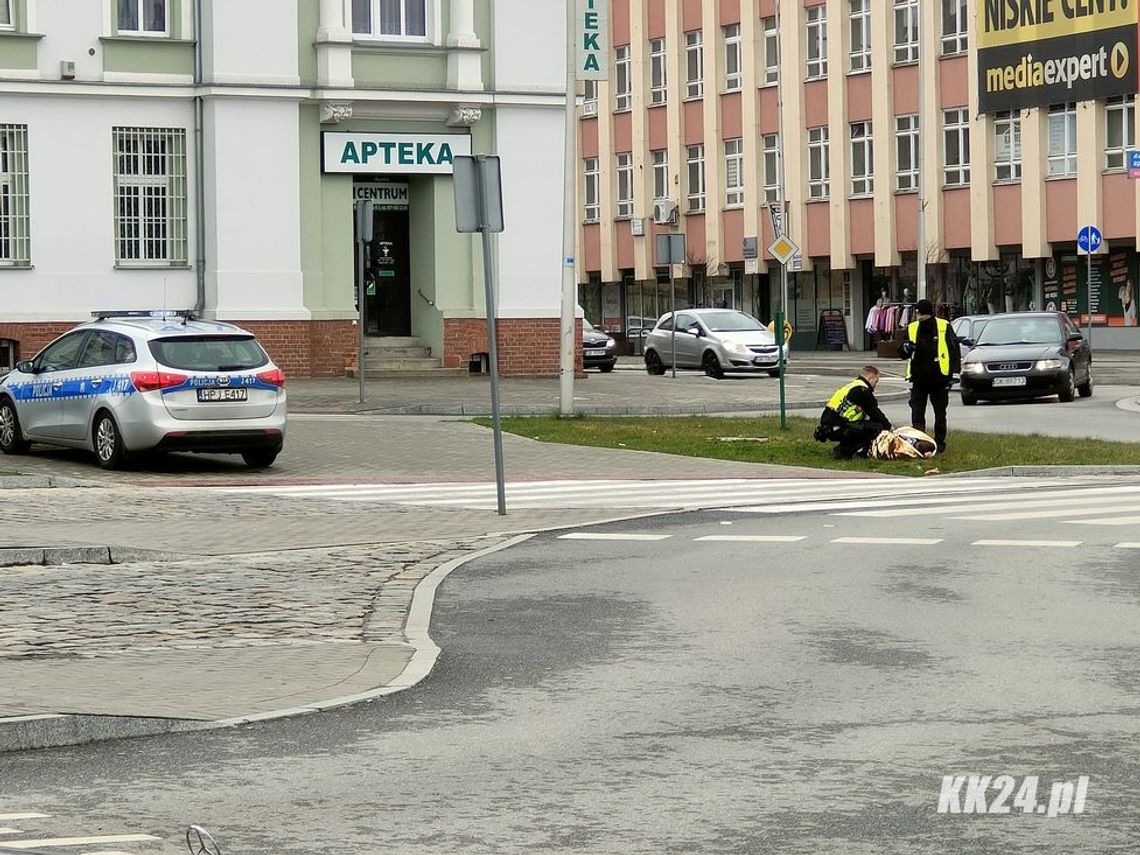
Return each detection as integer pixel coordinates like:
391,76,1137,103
478,415,1140,476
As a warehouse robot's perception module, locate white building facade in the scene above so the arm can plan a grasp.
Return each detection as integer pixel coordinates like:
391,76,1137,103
0,0,571,377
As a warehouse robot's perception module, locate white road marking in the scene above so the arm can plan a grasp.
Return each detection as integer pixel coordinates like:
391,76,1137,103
950,500,1140,521
833,487,1140,518
557,533,672,541
1113,542,1140,548
694,535,807,542
1066,515,1140,526
971,539,1081,547
0,815,49,822
0,835,160,849
0,828,23,834
831,536,943,545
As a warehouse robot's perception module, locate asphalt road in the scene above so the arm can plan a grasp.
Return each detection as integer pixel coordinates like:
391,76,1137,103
6,483,1136,854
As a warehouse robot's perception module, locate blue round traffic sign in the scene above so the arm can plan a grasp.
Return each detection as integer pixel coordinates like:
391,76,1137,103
1077,225,1102,253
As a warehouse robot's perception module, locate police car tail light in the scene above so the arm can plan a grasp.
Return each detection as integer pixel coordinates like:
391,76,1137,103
255,368,286,388
130,370,188,392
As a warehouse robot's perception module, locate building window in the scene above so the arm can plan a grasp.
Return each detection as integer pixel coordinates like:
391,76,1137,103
112,127,187,266
850,121,874,196
896,115,919,191
0,0,12,28
685,31,703,99
1047,103,1077,177
582,80,598,115
652,149,669,201
762,133,781,203
616,152,633,218
614,45,631,111
119,0,167,35
806,6,828,79
724,139,744,208
894,0,919,64
993,110,1021,182
723,24,741,92
352,0,427,39
761,17,778,86
943,108,970,186
941,0,968,55
650,38,667,106
0,124,30,266
849,0,871,72
583,157,599,222
808,126,830,200
1105,95,1135,171
687,144,705,213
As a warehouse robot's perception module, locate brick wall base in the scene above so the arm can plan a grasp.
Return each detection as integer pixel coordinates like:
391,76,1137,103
444,317,583,377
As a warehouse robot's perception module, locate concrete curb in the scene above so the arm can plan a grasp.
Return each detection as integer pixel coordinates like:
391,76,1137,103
0,713,208,753
0,476,102,489
948,464,1140,477
0,546,196,568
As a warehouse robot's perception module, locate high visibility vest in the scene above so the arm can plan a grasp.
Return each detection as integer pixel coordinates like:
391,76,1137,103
906,317,951,379
826,378,867,423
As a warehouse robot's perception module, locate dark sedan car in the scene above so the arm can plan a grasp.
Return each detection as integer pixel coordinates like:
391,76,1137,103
582,318,617,372
959,311,1092,405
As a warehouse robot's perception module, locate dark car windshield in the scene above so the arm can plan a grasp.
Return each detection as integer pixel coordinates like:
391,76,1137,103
148,336,269,371
699,310,765,332
975,317,1062,346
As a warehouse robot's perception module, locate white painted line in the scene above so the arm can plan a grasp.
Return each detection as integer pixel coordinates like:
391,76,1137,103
83,851,137,855
831,536,943,545
836,487,1140,518
0,715,65,725
1113,542,1140,548
951,500,1140,521
0,835,160,849
971,539,1082,547
0,815,49,822
1066,515,1140,526
0,828,23,834
557,533,672,541
694,535,807,542
730,483,1097,515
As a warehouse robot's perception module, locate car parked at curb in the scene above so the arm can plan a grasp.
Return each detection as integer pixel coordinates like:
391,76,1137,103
0,310,287,470
582,318,617,372
958,311,1092,405
951,314,991,362
643,308,788,379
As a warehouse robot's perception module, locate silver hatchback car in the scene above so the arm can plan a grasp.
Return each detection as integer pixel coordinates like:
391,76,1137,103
0,310,287,470
643,308,789,379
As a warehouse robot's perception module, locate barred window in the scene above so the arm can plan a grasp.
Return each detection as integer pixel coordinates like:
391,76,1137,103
0,124,30,266
352,0,427,39
112,127,187,265
118,0,167,34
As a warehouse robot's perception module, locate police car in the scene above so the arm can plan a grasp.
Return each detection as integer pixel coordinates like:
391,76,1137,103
0,310,286,470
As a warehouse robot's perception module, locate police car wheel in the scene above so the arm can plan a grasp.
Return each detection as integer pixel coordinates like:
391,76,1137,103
93,412,126,470
241,448,279,469
0,398,30,454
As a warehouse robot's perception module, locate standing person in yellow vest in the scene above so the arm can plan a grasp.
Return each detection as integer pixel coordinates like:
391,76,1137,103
815,365,892,459
898,299,960,454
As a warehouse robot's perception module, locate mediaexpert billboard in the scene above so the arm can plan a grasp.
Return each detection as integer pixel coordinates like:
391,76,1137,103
978,0,1138,114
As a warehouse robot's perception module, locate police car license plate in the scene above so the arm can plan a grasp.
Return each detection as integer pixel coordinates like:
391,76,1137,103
585,349,606,356
197,388,248,402
992,376,1026,387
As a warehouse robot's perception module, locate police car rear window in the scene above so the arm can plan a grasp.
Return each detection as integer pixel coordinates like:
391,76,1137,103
148,336,269,372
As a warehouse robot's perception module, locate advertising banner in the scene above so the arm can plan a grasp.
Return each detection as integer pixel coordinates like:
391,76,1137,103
1043,251,1139,326
977,0,1138,113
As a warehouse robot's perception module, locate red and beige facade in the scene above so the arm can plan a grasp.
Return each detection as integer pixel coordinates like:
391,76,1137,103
578,0,1140,353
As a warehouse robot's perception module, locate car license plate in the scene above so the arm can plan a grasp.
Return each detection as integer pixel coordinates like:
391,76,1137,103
992,376,1026,387
585,349,605,356
197,388,248,402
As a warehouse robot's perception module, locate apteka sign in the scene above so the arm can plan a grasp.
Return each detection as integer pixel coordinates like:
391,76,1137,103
322,133,472,175
576,0,609,80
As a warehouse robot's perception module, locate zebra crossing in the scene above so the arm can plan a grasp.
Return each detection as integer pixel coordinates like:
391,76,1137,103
0,811,161,854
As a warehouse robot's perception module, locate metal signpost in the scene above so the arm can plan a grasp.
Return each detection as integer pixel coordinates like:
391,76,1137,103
656,233,685,378
1077,224,1102,348
353,199,373,404
454,155,508,515
768,232,799,429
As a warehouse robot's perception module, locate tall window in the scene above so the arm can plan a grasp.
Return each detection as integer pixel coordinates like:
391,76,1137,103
894,0,919,63
0,124,30,266
943,108,970,186
806,6,828,78
685,31,703,99
652,149,669,201
0,0,12,28
119,0,167,34
724,139,744,208
352,0,427,39
1105,96,1136,171
687,144,705,213
762,133,780,203
582,80,598,115
112,127,187,265
850,121,874,196
1047,103,1077,177
583,157,599,221
650,38,667,106
723,24,742,91
896,115,919,191
808,127,830,200
941,0,968,55
761,17,778,85
616,152,633,218
614,45,631,111
849,0,871,72
993,111,1022,182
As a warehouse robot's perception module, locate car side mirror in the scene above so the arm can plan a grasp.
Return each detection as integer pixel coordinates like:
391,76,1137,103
1066,332,1083,343
685,324,702,336
15,360,34,374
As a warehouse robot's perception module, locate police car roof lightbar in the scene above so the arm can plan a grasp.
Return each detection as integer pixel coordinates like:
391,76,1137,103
91,309,197,321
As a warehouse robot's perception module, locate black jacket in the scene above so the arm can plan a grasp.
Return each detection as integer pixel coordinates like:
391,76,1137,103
822,377,892,429
902,317,961,384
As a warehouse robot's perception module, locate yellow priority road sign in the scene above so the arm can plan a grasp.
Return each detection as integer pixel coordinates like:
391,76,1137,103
768,234,800,265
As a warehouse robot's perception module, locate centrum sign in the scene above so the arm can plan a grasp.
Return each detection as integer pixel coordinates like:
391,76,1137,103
978,0,1138,113
321,133,472,175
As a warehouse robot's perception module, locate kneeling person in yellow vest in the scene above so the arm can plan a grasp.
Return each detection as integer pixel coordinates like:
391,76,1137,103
816,365,893,459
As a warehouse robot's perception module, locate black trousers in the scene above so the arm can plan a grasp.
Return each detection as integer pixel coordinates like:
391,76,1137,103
909,380,949,447
834,420,887,458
